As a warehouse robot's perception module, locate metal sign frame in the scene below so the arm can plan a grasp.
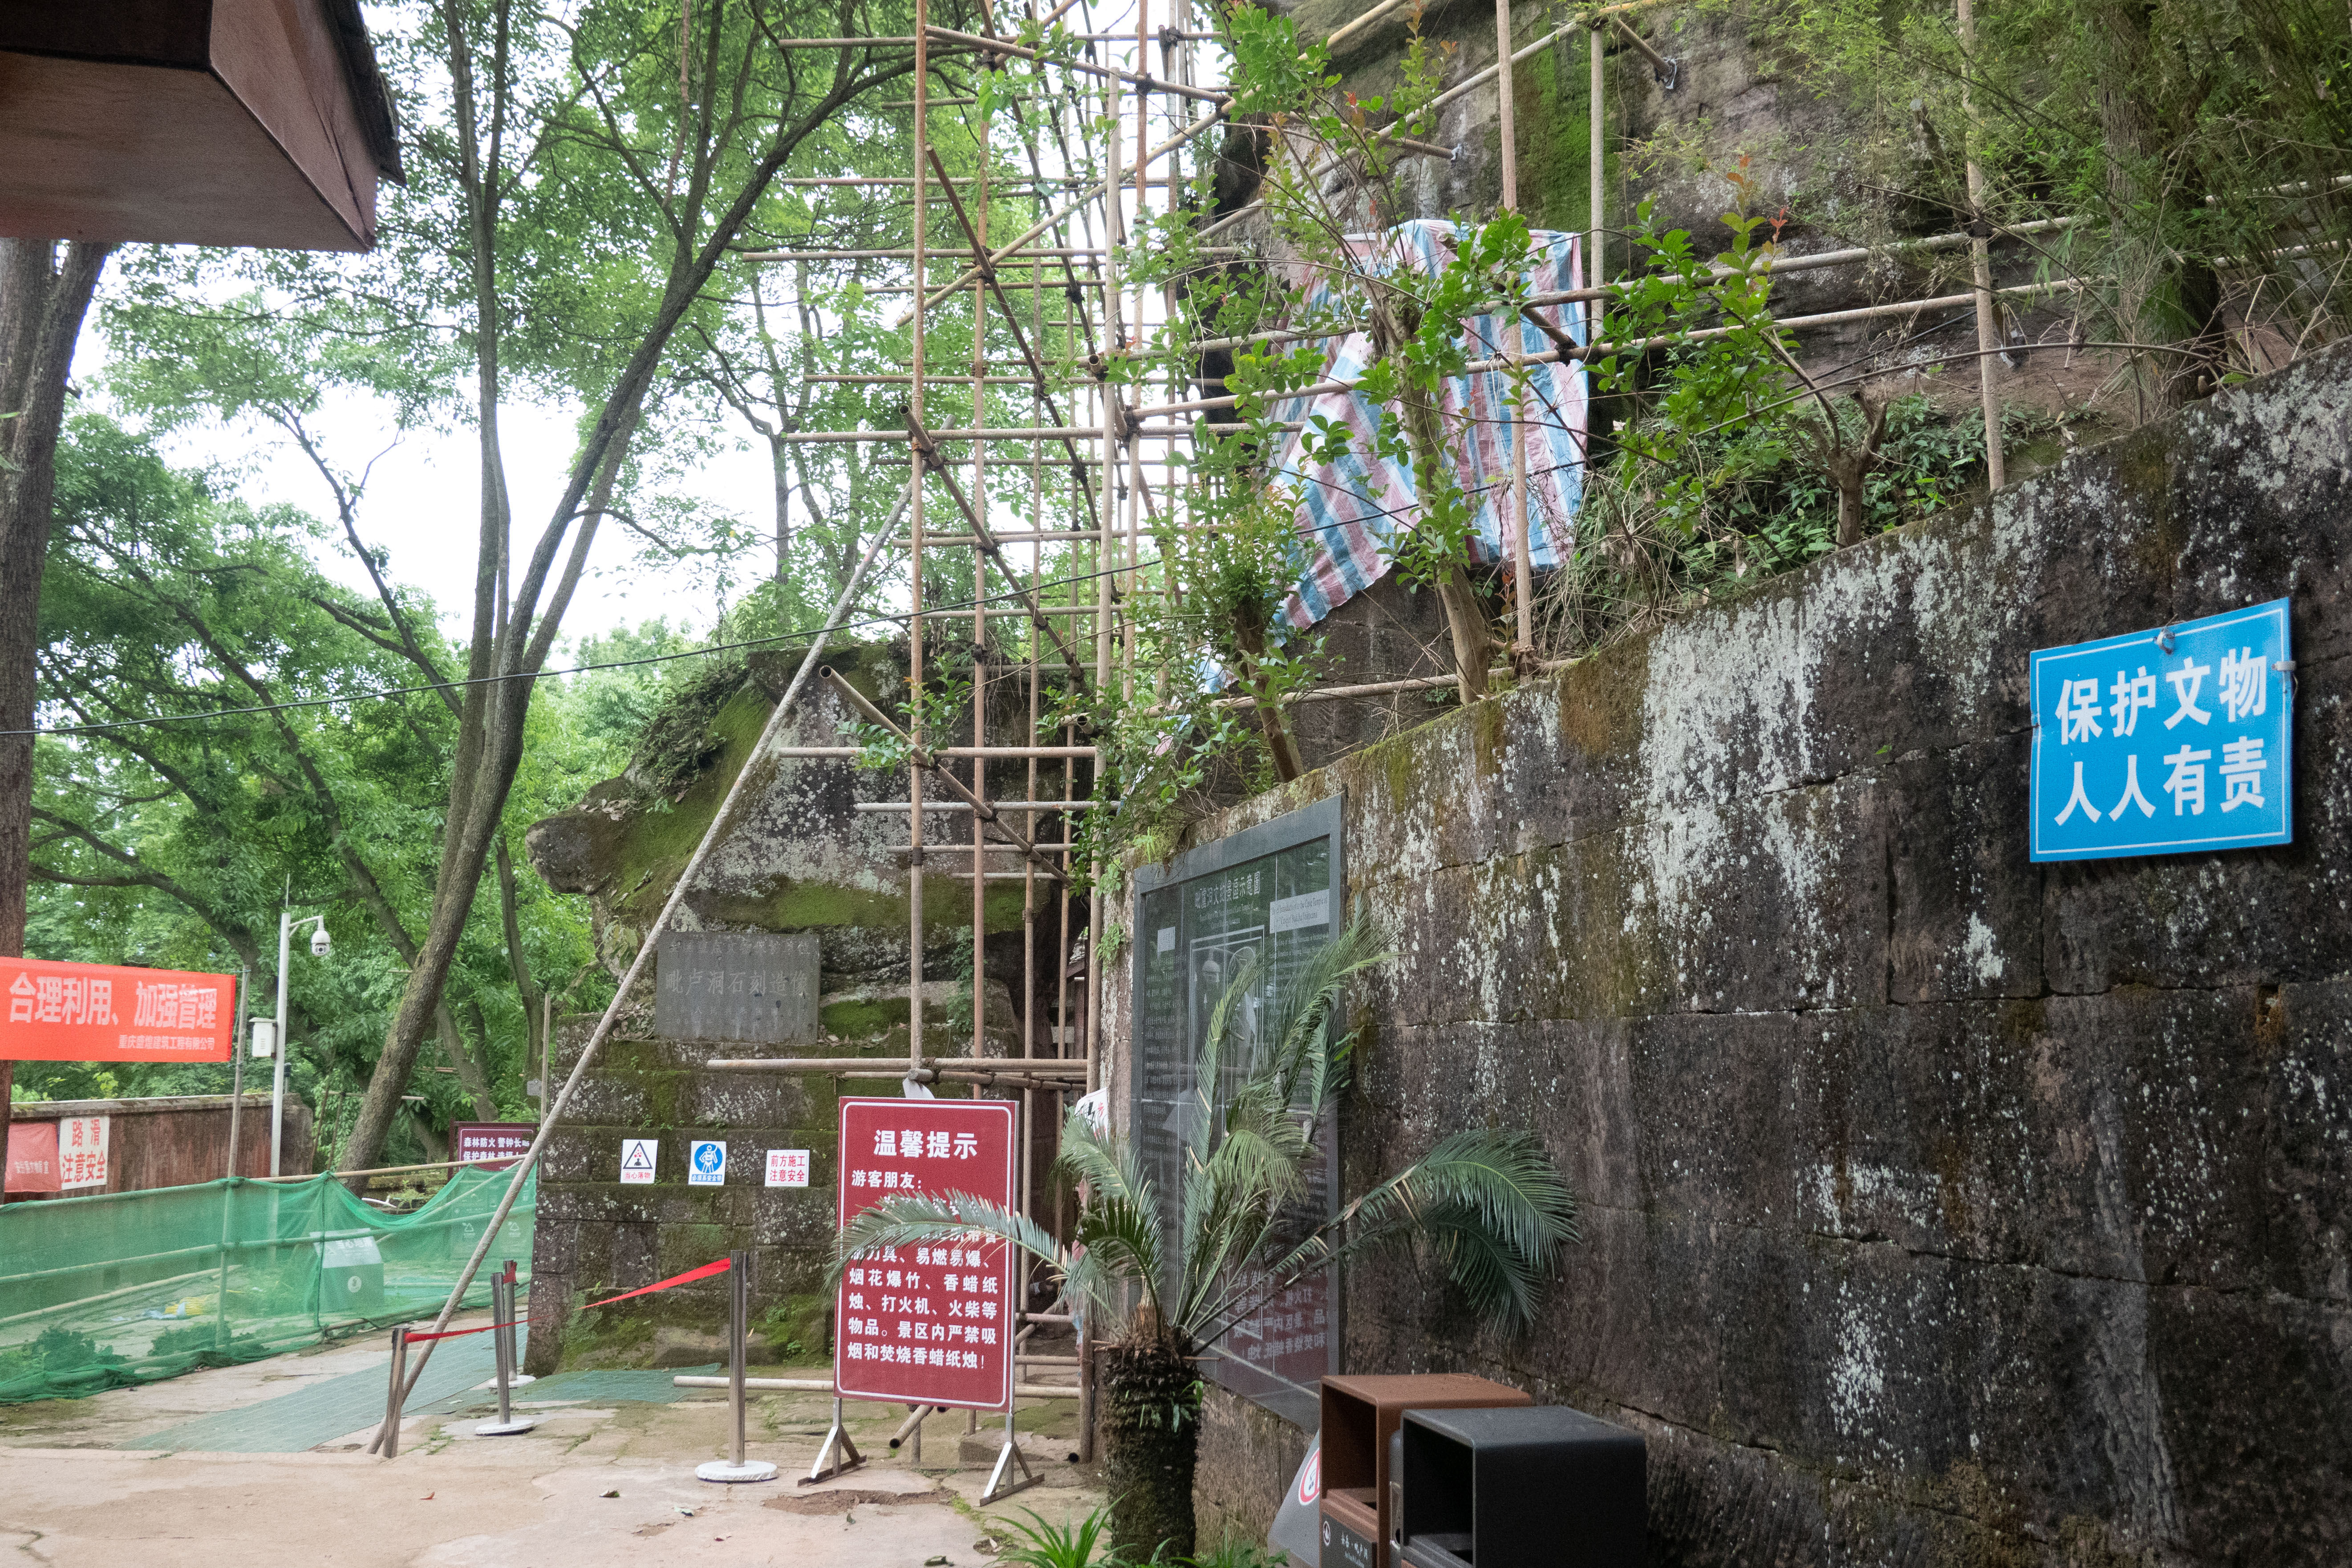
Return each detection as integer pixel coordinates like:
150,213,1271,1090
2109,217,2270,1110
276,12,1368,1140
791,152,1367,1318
1130,793,1345,1430
831,1095,1019,1412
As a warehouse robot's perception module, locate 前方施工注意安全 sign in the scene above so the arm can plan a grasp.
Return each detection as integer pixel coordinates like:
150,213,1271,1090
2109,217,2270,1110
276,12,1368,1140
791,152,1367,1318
832,1097,1017,1411
2031,600,2292,862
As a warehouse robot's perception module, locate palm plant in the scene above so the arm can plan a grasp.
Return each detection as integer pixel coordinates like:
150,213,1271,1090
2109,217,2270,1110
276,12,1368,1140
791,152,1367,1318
836,921,1580,1561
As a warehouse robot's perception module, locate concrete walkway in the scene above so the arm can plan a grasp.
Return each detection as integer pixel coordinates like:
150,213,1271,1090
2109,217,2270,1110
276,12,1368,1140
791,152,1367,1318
0,1327,1102,1568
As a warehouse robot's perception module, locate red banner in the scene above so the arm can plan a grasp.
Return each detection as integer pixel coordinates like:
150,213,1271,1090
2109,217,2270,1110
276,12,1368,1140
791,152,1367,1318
0,957,235,1063
452,1122,534,1171
5,1121,60,1193
833,1096,1017,1412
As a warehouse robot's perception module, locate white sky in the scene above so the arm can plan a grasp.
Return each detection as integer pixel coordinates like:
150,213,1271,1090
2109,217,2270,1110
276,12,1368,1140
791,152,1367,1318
144,377,770,646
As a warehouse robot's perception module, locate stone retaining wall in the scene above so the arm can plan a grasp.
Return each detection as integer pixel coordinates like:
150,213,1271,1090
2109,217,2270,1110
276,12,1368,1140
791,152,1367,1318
1142,344,2352,1564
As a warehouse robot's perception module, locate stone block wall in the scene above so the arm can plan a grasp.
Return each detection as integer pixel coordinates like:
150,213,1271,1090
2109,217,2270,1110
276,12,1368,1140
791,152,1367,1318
522,1009,869,1373
1127,344,2352,1562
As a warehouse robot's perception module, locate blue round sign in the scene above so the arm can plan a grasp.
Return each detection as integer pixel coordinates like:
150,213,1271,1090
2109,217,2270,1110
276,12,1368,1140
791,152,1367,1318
693,1142,724,1175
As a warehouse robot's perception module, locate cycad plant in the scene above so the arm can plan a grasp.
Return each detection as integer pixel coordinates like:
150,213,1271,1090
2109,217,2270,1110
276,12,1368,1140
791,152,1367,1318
836,923,1579,1560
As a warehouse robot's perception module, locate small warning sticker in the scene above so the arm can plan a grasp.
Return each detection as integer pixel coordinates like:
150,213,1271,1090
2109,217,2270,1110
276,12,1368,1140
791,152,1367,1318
620,1137,657,1184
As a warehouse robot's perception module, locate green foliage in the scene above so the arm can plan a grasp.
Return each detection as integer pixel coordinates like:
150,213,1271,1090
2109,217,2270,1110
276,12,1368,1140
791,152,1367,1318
1187,1536,1294,1568
22,416,603,1151
1741,0,2352,390
989,1506,1127,1568
626,658,750,798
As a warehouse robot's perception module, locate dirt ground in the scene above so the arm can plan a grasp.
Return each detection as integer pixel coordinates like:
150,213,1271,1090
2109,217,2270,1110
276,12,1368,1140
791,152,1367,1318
0,1321,1104,1568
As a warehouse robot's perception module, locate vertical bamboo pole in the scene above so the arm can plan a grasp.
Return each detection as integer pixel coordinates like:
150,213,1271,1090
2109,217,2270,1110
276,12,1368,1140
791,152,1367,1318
909,0,932,1080
972,103,993,1065
1125,0,1148,705
1589,22,1605,345
1495,0,1517,211
1956,0,2006,490
1089,68,1118,1098
1498,0,1533,661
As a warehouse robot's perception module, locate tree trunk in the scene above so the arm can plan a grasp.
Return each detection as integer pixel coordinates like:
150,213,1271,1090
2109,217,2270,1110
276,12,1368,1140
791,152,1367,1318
1231,615,1306,782
2094,0,2223,412
0,239,111,1170
1099,1339,1202,1562
494,834,543,1086
1438,563,1496,700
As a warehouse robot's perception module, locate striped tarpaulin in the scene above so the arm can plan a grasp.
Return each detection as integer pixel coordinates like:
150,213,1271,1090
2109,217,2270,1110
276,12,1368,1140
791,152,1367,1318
1262,219,1589,631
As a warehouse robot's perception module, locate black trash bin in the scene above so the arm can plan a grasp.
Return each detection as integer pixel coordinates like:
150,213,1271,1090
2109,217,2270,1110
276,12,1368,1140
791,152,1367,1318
1395,1405,1646,1568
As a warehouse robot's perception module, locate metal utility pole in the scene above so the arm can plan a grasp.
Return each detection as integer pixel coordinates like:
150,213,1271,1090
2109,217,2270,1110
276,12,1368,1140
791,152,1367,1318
270,905,329,1176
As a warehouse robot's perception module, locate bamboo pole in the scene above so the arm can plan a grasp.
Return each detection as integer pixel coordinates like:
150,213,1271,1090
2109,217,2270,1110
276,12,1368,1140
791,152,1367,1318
1957,0,2006,489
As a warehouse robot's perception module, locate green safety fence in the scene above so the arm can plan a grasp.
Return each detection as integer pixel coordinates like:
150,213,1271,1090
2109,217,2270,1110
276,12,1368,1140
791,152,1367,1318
0,1168,533,1404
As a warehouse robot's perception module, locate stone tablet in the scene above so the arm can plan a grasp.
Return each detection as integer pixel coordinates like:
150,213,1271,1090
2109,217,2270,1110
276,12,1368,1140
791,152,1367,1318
654,932,820,1043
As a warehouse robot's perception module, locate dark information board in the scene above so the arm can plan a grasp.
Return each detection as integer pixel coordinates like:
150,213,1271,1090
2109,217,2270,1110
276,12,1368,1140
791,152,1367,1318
654,931,821,1043
1131,795,1342,1425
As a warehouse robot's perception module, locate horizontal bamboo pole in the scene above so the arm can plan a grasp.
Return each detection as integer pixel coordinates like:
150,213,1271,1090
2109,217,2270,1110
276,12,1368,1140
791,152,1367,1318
912,103,1230,316
672,1375,1080,1399
776,426,1109,443
767,746,1099,759
706,1056,1090,1073
1185,216,2084,354
808,373,1040,384
1148,276,2093,417
925,24,1229,102
248,1155,519,1183
745,247,1107,262
853,800,1119,812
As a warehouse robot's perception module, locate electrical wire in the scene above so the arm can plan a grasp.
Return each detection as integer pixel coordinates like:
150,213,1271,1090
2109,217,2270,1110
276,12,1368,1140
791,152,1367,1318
16,555,1164,740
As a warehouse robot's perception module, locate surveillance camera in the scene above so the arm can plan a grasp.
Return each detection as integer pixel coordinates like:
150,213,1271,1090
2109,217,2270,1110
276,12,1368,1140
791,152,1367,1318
310,925,332,959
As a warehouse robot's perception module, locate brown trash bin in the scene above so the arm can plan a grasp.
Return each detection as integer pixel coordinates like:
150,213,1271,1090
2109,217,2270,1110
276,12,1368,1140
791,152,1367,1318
1318,1373,1532,1568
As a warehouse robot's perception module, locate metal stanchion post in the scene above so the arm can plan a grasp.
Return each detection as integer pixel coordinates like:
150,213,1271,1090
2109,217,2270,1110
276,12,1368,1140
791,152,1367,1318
503,1260,535,1388
381,1324,409,1460
697,1249,777,1483
476,1268,536,1436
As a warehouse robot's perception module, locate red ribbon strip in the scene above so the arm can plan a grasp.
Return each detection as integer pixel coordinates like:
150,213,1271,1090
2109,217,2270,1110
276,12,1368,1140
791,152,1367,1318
401,1256,732,1342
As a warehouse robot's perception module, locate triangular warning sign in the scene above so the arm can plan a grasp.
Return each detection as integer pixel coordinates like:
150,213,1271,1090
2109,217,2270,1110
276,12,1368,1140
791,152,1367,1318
621,1142,654,1170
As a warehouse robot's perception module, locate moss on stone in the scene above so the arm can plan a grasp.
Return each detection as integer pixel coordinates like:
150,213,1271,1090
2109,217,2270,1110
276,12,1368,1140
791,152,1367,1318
756,1291,834,1360
822,997,911,1037
610,683,775,922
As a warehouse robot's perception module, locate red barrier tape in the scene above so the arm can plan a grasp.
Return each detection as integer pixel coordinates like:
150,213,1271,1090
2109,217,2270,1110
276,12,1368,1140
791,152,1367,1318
401,1256,733,1343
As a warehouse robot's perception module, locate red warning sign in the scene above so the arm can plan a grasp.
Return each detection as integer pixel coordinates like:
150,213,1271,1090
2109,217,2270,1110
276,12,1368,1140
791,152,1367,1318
832,1097,1017,1411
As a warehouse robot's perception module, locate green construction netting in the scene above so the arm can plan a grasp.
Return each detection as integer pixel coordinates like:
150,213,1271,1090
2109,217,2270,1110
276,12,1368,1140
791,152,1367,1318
0,1168,533,1404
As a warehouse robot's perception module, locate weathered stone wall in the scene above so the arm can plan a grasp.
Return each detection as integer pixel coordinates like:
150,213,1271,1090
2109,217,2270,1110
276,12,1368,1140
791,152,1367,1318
1132,342,2352,1563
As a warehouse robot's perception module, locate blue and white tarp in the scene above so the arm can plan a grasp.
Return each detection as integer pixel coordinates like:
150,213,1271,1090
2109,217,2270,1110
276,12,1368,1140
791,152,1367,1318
1263,219,1590,631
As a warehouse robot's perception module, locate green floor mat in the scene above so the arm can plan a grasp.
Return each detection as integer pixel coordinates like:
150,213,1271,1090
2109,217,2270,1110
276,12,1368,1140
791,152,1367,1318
420,1364,723,1413
124,1334,497,1453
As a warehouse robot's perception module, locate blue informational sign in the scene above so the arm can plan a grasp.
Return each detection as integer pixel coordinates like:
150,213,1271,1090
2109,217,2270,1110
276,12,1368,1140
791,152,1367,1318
688,1138,728,1186
2030,599,2293,862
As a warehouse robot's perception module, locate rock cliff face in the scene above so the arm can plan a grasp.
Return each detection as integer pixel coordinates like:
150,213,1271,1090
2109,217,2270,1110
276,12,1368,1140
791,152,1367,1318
520,642,1055,1367
1140,338,2352,1563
